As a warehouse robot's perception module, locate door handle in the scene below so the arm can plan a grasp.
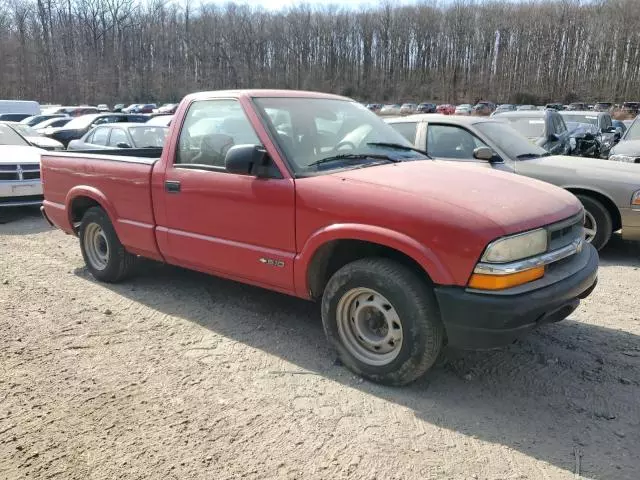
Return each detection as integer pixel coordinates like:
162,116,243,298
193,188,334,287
165,180,181,193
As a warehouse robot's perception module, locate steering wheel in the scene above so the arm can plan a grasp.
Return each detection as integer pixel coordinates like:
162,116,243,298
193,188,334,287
334,140,356,152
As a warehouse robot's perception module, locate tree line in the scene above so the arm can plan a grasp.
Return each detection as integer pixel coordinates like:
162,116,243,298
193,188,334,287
0,0,639,106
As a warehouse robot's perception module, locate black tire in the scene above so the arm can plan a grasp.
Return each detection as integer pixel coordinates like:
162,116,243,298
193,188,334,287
321,258,444,386
576,194,612,251
78,207,136,282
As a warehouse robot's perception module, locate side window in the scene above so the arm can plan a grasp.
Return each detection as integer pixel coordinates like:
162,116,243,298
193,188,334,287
426,124,489,159
84,131,95,144
108,128,129,147
390,122,418,144
91,127,110,146
176,99,261,168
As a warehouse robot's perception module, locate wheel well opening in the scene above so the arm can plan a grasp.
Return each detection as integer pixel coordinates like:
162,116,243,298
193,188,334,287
307,239,431,300
70,196,101,228
567,188,621,232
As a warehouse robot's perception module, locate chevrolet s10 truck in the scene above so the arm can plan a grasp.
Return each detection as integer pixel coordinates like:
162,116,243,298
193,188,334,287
41,90,598,385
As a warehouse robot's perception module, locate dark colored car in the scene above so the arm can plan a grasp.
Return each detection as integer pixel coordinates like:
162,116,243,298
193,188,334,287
67,123,168,150
493,109,571,155
416,103,437,113
20,114,69,127
472,101,495,116
0,113,31,122
559,110,620,157
366,103,383,113
545,103,564,110
137,104,157,114
44,113,149,147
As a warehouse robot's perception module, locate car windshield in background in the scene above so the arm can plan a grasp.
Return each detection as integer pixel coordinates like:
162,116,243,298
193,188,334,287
128,126,169,147
253,97,428,175
562,114,599,126
623,119,640,140
474,121,549,159
0,124,30,146
501,117,545,138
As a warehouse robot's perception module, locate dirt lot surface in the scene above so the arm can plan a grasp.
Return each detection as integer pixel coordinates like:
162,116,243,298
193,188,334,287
1,208,639,480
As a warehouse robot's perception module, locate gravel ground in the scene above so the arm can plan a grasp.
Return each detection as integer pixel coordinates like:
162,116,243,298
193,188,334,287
1,207,639,480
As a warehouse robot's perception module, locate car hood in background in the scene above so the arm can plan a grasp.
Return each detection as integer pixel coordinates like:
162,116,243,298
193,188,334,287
26,136,63,150
610,140,640,156
0,145,44,164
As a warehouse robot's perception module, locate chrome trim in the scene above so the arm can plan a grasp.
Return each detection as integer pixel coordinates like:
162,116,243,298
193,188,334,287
474,238,583,275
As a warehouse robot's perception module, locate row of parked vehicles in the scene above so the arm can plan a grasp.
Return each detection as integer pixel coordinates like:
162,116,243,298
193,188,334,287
3,91,639,386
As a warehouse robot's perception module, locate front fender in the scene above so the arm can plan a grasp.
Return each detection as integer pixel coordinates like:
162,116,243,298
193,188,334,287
294,223,454,298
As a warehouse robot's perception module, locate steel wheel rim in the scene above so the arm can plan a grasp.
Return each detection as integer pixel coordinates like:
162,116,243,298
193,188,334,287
84,223,110,270
584,210,597,243
336,287,403,366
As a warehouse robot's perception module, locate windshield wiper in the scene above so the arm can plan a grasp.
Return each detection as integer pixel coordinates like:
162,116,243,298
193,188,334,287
308,153,402,168
366,142,431,157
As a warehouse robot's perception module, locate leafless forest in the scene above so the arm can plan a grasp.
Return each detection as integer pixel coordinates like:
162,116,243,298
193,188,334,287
0,0,639,105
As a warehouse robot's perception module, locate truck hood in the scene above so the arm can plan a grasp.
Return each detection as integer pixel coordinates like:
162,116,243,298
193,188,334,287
331,160,580,234
609,140,640,156
0,145,44,163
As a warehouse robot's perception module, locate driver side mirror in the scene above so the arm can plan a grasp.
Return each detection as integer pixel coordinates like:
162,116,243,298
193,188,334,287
472,146,494,161
116,142,131,149
225,144,272,177
603,126,616,133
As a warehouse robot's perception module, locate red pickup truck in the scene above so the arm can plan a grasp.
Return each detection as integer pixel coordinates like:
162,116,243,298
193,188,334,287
41,90,598,385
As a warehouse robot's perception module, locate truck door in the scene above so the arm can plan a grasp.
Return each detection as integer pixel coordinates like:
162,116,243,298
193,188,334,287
156,98,296,292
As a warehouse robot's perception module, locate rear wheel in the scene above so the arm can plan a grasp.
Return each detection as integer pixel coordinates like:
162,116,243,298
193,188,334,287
577,194,612,251
79,207,136,282
321,258,443,386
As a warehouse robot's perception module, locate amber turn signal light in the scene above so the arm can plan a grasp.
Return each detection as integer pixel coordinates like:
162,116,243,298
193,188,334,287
468,266,545,290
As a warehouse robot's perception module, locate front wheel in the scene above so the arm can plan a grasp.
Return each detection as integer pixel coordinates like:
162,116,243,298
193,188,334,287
577,194,612,251
79,207,137,282
321,258,444,386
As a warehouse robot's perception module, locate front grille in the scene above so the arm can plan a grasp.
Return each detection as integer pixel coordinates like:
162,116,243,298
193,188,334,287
548,212,584,252
0,163,41,182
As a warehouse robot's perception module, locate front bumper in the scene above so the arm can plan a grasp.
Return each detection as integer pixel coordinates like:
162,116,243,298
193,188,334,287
621,207,640,242
0,181,43,207
434,243,598,350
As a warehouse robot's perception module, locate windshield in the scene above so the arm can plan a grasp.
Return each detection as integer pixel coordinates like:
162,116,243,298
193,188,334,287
474,121,548,159
501,116,545,138
253,98,428,175
0,124,29,146
623,118,640,140
561,114,598,126
128,126,169,147
64,115,99,129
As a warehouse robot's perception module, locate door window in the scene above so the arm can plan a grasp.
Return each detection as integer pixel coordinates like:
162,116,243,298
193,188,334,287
176,100,261,168
426,124,489,159
108,128,129,147
390,122,418,144
91,127,110,146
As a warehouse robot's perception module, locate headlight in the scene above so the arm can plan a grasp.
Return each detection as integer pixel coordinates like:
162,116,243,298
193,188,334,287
632,190,640,207
480,228,547,263
609,154,639,163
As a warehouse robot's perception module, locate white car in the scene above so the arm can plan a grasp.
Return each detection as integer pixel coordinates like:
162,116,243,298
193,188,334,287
3,122,64,151
0,123,44,208
454,104,472,115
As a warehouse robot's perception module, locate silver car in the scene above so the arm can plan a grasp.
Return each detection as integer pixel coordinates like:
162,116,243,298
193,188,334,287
386,114,640,250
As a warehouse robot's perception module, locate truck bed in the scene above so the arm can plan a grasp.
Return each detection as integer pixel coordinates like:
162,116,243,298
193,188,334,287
41,149,163,261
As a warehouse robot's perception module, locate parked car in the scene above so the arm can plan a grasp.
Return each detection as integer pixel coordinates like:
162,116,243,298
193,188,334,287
145,115,173,127
567,103,588,111
400,103,417,115
43,113,149,147
40,89,598,386
492,104,516,115
0,123,44,208
122,104,142,113
612,119,627,136
622,102,640,117
386,114,640,250
608,115,640,164
155,103,178,114
594,102,613,112
416,103,437,113
96,104,110,112
0,113,32,122
49,106,101,117
436,104,455,115
137,104,157,114
454,104,472,115
20,114,68,127
379,104,402,116
545,103,564,110
68,124,168,150
492,110,572,155
471,101,495,116
112,104,126,113
2,122,64,151
516,105,536,111
0,100,40,117
33,117,72,133
559,110,620,157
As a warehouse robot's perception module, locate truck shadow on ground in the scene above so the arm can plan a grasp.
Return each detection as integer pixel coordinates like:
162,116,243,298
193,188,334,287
75,251,640,480
0,206,52,235
598,233,640,267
